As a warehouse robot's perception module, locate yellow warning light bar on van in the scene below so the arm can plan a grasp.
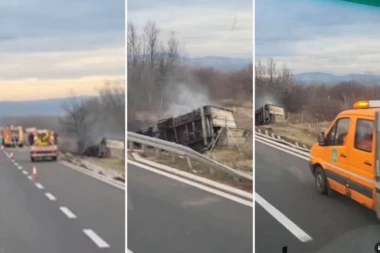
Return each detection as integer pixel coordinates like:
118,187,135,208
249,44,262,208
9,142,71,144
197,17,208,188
353,100,380,109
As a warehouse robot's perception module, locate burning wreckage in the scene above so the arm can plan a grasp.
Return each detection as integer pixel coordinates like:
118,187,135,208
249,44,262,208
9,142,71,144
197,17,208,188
82,137,125,159
136,105,250,153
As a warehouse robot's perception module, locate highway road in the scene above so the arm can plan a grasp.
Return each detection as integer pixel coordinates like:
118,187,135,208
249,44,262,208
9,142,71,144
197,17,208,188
255,138,380,253
0,147,125,253
127,161,253,253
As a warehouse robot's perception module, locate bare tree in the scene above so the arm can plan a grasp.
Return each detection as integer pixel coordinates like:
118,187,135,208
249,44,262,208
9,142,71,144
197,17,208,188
127,22,141,86
59,93,93,155
144,21,160,70
267,58,277,87
255,60,266,89
98,82,125,133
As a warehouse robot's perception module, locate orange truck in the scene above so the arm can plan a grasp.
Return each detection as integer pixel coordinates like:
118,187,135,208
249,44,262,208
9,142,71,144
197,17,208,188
1,125,24,148
310,100,380,219
29,129,58,162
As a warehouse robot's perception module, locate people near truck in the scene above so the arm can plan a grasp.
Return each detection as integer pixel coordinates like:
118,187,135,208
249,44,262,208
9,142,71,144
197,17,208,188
28,133,34,146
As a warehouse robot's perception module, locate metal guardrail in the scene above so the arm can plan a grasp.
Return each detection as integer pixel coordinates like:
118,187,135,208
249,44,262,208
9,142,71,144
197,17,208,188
127,132,253,181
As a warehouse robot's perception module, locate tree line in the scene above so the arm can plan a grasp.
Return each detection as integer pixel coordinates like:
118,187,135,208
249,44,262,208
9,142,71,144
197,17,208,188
127,21,252,130
256,59,380,121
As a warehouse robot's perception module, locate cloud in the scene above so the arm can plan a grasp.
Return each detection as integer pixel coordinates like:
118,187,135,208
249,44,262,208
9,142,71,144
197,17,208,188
256,0,380,74
0,0,124,101
0,76,124,101
0,46,124,80
128,0,252,58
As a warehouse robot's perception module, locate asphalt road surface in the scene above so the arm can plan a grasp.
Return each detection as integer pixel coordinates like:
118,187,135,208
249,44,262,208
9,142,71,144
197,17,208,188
255,139,380,253
128,162,252,253
0,147,124,253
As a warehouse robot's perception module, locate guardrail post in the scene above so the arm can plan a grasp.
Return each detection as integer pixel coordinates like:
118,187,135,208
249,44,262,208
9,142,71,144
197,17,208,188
171,153,176,163
155,148,161,158
128,141,134,151
142,144,147,154
186,156,192,169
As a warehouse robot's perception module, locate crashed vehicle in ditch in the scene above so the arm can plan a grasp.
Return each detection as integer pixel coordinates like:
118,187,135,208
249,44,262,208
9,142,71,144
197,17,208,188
137,105,250,153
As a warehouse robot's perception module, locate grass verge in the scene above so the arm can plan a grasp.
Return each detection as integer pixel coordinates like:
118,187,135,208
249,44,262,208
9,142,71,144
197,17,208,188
84,157,125,174
140,149,252,193
257,121,331,147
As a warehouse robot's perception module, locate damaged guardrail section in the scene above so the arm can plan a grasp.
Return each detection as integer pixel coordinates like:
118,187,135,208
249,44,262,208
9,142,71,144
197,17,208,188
127,131,253,182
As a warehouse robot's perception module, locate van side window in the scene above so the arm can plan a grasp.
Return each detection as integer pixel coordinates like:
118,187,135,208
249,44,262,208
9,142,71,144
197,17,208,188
326,118,350,146
354,119,373,152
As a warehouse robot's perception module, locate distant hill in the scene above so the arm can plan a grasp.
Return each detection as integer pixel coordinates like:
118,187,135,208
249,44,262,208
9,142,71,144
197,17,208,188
0,96,96,118
294,72,380,85
184,56,252,71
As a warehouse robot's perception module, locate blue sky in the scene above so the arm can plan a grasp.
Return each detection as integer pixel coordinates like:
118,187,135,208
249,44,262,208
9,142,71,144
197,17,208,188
256,0,380,74
0,0,124,100
128,0,252,58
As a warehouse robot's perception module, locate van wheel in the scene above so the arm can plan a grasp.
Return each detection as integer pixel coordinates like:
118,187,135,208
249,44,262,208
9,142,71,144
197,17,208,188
315,166,328,195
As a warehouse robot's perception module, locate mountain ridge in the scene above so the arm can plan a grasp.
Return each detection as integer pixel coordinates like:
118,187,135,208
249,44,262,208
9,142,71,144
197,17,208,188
294,72,380,85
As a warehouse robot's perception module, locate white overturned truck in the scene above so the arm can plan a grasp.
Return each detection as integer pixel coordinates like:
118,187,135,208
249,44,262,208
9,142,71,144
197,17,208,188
28,129,58,162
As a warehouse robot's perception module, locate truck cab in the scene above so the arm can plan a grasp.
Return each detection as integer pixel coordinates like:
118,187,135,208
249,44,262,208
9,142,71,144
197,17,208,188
309,100,380,219
30,129,58,162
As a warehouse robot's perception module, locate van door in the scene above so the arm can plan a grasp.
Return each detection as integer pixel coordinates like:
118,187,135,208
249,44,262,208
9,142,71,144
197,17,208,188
320,117,352,196
347,117,375,209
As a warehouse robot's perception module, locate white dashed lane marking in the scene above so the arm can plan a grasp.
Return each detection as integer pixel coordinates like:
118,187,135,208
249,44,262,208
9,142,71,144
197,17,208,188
4,149,113,249
83,229,110,248
59,206,77,219
35,183,44,189
45,193,56,201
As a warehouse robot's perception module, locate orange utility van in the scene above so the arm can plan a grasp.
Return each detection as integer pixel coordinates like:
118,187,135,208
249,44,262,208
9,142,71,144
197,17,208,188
310,100,380,219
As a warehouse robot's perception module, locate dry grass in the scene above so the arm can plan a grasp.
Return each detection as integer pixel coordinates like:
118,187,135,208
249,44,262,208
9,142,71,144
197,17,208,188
83,157,125,174
215,99,253,170
206,147,252,172
258,121,331,147
142,149,252,193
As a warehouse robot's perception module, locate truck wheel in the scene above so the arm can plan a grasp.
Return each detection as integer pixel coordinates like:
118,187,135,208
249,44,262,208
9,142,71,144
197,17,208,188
18,144,23,148
31,157,35,162
52,156,57,161
315,166,328,195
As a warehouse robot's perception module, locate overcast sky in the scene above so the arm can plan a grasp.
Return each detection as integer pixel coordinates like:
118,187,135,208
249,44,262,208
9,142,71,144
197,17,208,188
0,0,124,101
256,0,380,74
128,0,252,58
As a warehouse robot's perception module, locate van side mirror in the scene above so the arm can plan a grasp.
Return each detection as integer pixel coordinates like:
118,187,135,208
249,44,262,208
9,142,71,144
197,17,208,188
318,132,326,146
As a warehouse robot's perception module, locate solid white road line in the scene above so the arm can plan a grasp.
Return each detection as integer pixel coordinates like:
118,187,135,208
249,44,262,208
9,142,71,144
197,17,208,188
22,170,28,175
60,161,124,191
255,137,309,161
35,183,44,189
83,229,110,248
59,206,77,219
255,193,313,242
128,160,252,207
45,193,56,201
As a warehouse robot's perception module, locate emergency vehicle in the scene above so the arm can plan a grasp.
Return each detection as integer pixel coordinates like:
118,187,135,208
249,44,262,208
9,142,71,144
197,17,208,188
29,129,58,162
309,100,380,219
